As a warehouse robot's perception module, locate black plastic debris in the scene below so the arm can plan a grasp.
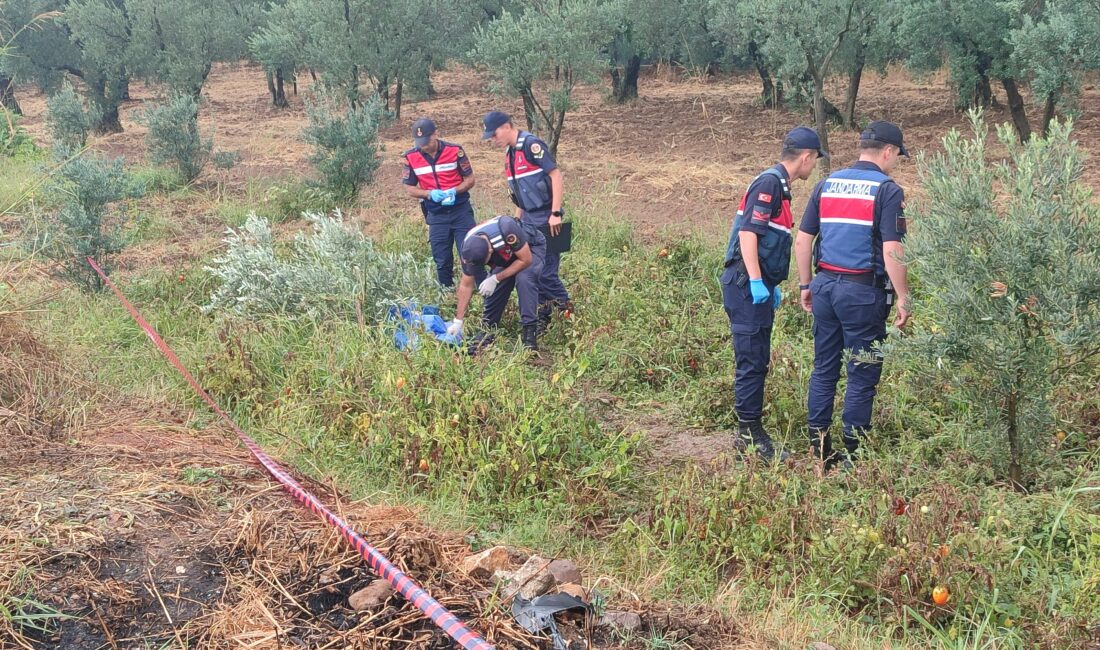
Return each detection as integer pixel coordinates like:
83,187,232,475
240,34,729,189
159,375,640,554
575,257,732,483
511,592,592,650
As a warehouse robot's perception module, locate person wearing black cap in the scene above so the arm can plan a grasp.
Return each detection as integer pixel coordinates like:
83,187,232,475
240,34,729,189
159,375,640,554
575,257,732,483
794,120,912,471
402,117,484,288
481,111,570,331
720,126,826,462
446,215,546,351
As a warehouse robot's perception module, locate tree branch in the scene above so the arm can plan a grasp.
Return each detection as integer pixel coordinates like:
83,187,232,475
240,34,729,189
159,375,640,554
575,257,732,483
821,0,859,76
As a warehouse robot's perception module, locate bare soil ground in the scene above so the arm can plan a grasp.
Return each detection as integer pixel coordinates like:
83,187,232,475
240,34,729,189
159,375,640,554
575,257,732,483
14,63,1100,245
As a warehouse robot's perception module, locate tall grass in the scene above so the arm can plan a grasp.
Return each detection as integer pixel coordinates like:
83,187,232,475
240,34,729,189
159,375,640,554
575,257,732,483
21,185,1100,650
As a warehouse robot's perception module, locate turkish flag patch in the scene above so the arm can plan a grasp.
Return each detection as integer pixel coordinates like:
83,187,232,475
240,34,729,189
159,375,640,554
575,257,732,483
758,192,773,203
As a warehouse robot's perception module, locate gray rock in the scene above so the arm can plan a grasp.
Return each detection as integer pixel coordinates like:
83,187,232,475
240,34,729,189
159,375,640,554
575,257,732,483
547,559,583,585
495,554,556,599
599,610,642,632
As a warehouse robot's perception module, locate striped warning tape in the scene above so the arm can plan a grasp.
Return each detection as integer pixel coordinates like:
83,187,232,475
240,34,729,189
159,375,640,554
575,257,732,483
87,257,495,650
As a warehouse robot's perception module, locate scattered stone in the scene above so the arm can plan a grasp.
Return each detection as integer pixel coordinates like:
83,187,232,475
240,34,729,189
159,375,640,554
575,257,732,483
810,643,837,650
348,579,395,611
547,559,582,585
599,610,642,632
318,566,340,584
556,583,589,602
495,554,556,599
459,546,513,580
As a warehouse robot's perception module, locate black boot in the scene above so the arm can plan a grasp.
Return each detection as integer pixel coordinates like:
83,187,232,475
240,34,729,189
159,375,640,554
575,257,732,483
810,427,852,472
466,332,496,356
521,325,539,351
735,420,789,462
535,312,552,337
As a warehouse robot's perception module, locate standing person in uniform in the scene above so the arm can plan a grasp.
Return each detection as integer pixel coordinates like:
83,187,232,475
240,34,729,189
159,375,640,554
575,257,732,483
447,215,546,351
402,118,484,288
481,111,570,331
721,127,827,461
794,120,912,470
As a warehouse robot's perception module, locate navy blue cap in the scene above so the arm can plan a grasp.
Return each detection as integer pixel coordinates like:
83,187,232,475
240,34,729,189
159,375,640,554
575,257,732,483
461,235,490,265
861,120,908,157
784,126,829,159
482,111,510,139
412,118,436,147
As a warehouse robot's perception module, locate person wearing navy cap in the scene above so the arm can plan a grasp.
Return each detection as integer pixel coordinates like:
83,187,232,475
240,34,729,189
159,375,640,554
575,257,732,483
446,215,546,351
482,111,570,333
794,120,912,471
720,126,826,461
402,117,484,288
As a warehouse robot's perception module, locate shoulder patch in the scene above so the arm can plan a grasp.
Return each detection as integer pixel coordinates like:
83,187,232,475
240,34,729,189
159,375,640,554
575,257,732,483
758,192,773,203
457,147,465,158
530,142,544,159
505,234,518,245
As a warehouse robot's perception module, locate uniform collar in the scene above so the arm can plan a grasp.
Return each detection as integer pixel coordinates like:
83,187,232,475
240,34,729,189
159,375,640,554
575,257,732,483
771,163,791,180
852,160,885,173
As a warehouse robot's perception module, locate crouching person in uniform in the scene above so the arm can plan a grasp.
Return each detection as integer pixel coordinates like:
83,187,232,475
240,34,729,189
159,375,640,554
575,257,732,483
447,216,546,351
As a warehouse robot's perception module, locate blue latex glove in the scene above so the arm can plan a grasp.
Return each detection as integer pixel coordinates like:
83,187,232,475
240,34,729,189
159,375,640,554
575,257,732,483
749,278,771,304
429,189,447,203
773,285,783,309
441,188,456,206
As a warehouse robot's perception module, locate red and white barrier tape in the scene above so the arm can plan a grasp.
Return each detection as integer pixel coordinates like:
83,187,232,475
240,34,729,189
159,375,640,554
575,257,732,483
87,257,495,650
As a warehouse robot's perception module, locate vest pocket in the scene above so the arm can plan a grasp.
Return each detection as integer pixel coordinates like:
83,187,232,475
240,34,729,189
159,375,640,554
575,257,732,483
758,230,792,283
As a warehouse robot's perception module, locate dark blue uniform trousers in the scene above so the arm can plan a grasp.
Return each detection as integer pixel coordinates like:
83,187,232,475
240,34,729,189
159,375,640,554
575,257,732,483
720,265,776,422
807,272,888,450
427,202,484,287
482,233,545,328
519,208,570,315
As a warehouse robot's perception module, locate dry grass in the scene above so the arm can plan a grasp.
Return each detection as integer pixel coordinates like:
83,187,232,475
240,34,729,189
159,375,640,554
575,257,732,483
0,316,737,648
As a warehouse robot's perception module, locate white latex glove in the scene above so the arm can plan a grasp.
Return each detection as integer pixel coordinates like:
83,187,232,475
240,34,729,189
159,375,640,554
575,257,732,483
446,319,463,337
478,274,499,297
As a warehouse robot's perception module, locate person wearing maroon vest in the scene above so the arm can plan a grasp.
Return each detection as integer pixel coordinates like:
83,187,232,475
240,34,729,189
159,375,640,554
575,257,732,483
720,127,826,462
402,118,484,288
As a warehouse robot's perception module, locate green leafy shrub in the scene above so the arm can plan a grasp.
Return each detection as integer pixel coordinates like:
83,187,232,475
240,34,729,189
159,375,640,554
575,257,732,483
893,113,1100,487
204,211,435,320
301,92,386,201
138,94,236,184
0,109,36,158
34,154,144,292
45,82,99,156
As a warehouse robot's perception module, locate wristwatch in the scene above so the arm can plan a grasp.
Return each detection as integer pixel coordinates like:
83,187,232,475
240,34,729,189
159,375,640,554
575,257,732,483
551,209,565,218
799,283,811,290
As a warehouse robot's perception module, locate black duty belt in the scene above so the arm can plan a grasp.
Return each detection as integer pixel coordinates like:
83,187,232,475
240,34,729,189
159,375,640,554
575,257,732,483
819,269,886,288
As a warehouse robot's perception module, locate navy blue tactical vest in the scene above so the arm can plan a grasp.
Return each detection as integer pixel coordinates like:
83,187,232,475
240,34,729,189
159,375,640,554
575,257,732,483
723,168,794,284
505,132,552,212
816,167,892,274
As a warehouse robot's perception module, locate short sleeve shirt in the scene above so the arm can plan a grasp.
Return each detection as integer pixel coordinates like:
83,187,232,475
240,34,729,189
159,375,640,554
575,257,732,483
799,161,906,242
516,134,557,173
739,164,788,237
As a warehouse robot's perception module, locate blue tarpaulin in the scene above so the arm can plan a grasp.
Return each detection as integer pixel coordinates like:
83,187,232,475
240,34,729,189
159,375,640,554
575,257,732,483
387,303,461,350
